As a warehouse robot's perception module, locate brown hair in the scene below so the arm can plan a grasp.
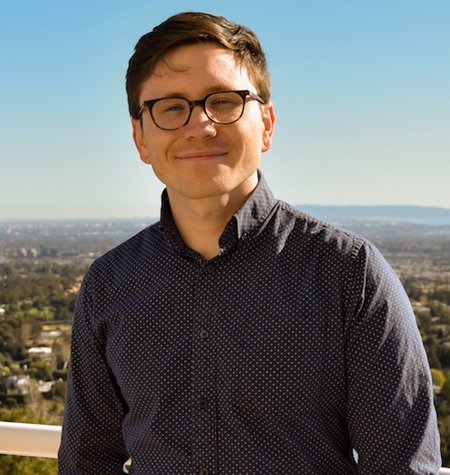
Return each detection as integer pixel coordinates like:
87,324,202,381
126,11,271,118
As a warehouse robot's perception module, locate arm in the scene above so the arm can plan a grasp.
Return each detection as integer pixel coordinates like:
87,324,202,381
345,243,441,474
58,270,129,474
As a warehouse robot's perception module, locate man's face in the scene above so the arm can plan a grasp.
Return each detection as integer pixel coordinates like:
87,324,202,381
132,42,275,205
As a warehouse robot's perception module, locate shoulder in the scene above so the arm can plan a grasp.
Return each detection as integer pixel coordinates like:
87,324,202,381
273,201,404,297
88,222,162,280
274,200,369,263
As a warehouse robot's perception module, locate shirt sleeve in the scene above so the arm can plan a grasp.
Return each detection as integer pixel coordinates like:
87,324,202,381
58,269,129,474
345,241,441,474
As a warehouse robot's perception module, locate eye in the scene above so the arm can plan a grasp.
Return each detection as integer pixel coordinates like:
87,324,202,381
211,97,233,106
155,99,188,115
208,93,241,110
163,104,185,114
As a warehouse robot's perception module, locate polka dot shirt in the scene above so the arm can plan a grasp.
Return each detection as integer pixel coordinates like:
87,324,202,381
58,173,441,474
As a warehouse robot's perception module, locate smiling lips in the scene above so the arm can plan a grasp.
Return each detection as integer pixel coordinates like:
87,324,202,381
176,150,227,161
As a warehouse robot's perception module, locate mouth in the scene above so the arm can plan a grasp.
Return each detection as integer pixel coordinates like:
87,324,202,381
175,150,227,161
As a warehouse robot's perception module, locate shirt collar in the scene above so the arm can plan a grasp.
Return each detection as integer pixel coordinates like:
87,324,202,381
158,170,277,255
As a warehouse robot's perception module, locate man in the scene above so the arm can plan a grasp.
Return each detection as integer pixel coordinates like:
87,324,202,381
58,11,441,474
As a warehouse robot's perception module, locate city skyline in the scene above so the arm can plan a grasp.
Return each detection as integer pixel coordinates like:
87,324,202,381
1,0,449,219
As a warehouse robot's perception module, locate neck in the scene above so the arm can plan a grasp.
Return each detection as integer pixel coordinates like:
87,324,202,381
167,179,257,260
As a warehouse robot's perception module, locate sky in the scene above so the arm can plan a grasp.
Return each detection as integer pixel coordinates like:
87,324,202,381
1,0,449,219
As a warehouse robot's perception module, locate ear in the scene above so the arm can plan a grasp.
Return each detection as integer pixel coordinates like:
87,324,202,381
261,102,275,153
132,118,151,164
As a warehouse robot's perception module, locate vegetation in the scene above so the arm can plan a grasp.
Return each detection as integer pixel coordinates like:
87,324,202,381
0,456,57,475
0,261,79,474
403,278,450,463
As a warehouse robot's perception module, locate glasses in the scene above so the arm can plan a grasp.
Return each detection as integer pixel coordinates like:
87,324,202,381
138,90,265,131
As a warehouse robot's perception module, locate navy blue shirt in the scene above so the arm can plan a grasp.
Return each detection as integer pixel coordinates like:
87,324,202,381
59,174,440,474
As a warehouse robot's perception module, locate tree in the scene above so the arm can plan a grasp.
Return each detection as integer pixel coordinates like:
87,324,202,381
28,359,53,382
0,322,26,361
443,378,450,401
431,368,446,388
438,413,450,466
0,455,57,475
423,335,442,369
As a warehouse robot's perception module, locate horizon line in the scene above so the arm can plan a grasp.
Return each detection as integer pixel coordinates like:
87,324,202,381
2,203,450,222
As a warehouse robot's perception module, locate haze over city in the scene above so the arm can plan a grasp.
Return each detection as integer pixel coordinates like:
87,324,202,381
1,0,449,219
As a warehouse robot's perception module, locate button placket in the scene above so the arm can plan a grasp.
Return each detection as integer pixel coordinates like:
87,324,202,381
192,263,219,473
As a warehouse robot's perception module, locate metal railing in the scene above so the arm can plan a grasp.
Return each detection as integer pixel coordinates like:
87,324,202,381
1,421,449,473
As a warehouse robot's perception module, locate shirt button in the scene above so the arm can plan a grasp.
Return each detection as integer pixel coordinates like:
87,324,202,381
199,468,209,475
199,397,208,410
206,263,215,273
199,329,209,340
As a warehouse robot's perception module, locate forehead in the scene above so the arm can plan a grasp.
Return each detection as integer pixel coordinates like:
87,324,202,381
140,42,255,100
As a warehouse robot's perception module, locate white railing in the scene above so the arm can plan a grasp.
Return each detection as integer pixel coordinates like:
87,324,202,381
0,421,449,473
0,421,61,458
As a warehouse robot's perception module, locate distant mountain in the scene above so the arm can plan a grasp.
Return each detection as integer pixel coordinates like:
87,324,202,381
294,205,450,225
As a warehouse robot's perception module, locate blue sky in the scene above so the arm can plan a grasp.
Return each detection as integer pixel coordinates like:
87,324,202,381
1,0,449,219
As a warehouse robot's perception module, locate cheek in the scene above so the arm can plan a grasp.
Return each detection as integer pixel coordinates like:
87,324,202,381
144,134,171,164
240,120,265,155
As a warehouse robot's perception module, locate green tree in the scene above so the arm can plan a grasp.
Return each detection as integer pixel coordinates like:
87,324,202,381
28,358,53,381
423,335,442,369
431,368,445,388
0,455,57,475
0,322,26,360
440,345,450,368
438,412,450,467
443,378,450,401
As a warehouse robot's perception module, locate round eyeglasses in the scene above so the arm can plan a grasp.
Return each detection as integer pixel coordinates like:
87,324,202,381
138,90,265,131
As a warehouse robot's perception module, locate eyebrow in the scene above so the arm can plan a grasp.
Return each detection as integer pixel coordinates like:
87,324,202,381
152,85,241,100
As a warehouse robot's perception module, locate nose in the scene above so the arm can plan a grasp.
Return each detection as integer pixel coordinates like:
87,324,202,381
183,104,217,138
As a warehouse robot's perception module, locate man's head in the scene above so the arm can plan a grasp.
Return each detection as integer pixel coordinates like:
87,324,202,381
126,11,271,120
128,12,275,206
